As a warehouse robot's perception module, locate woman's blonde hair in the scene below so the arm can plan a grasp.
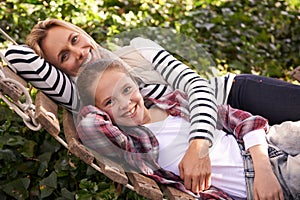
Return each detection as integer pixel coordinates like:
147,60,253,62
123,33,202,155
26,18,98,58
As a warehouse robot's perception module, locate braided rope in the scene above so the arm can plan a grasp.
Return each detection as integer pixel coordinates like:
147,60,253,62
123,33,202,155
0,61,42,130
0,28,44,131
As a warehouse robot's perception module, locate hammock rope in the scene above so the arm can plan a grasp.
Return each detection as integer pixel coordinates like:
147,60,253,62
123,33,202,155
0,57,42,131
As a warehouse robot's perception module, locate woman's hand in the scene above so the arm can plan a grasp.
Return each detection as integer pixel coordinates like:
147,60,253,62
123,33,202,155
249,145,284,200
178,139,211,193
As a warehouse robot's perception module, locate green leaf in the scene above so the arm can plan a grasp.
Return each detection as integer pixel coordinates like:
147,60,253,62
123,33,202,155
2,178,30,200
39,171,57,198
0,149,16,161
16,161,39,174
79,178,95,191
37,152,52,176
20,139,36,158
1,135,25,146
60,188,75,200
40,138,61,154
76,192,93,200
54,156,72,177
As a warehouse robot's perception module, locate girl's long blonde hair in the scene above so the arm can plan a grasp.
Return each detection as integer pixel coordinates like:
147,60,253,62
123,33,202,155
26,18,98,58
77,59,132,106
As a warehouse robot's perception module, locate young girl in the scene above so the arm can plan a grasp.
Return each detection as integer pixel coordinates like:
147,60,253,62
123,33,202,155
76,59,299,200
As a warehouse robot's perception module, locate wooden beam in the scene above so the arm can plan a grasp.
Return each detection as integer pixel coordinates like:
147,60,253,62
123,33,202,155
35,91,60,136
161,185,195,200
127,173,163,200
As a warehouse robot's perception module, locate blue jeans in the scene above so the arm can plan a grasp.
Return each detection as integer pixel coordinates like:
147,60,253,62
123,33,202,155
228,74,300,125
268,145,300,199
268,121,300,199
241,146,300,200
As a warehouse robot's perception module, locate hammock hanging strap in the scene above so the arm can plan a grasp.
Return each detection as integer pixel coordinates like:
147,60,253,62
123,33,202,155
0,59,42,131
0,28,42,131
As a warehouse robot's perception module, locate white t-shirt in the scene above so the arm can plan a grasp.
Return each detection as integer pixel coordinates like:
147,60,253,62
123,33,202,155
144,115,251,198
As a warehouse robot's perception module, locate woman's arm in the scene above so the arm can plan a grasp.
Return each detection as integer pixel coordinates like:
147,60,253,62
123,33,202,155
131,37,217,193
130,38,217,143
5,45,80,112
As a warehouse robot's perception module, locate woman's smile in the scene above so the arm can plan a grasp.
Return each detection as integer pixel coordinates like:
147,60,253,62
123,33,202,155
41,26,93,76
81,49,92,67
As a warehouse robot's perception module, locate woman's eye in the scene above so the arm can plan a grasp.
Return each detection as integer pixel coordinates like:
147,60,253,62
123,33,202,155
61,53,68,62
71,35,78,44
105,99,113,106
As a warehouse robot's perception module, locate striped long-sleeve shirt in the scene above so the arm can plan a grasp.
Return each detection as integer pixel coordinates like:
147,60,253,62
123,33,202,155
5,45,80,111
130,37,219,144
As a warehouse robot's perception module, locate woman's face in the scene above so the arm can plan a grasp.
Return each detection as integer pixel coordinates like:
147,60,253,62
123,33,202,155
41,26,93,76
95,68,150,126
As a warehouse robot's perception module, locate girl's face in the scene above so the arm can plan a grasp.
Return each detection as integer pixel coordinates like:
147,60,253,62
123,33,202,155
41,26,93,77
95,68,150,126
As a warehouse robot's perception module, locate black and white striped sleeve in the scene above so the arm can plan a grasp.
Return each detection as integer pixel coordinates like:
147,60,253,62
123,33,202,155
139,83,173,100
131,38,217,144
4,45,80,112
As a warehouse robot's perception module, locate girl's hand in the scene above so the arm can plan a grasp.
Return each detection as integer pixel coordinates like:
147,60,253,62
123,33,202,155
254,167,284,200
249,145,284,200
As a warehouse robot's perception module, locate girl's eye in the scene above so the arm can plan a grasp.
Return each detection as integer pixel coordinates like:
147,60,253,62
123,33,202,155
123,86,132,94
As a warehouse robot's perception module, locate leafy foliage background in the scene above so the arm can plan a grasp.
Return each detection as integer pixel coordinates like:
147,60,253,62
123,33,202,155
0,0,299,199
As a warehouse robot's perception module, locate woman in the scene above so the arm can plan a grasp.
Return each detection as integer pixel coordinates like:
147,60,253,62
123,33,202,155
19,19,300,193
75,59,296,200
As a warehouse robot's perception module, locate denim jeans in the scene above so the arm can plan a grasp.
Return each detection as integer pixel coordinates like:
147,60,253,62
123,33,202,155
268,121,300,199
228,74,300,125
268,145,300,199
239,143,254,200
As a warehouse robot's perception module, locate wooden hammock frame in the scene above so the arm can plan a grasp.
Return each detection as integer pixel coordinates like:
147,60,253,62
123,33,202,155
0,29,195,200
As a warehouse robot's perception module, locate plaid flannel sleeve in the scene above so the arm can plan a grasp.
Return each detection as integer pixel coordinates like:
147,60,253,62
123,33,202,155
76,105,160,174
76,107,130,158
217,105,269,143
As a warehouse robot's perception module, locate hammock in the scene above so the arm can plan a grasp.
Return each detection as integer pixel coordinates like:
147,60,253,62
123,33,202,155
0,28,194,200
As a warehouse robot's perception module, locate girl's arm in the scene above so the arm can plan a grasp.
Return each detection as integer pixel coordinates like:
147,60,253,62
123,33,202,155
249,145,284,200
217,105,283,199
217,104,268,142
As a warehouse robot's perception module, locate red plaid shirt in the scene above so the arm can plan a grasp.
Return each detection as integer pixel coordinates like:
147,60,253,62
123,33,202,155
77,90,268,199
